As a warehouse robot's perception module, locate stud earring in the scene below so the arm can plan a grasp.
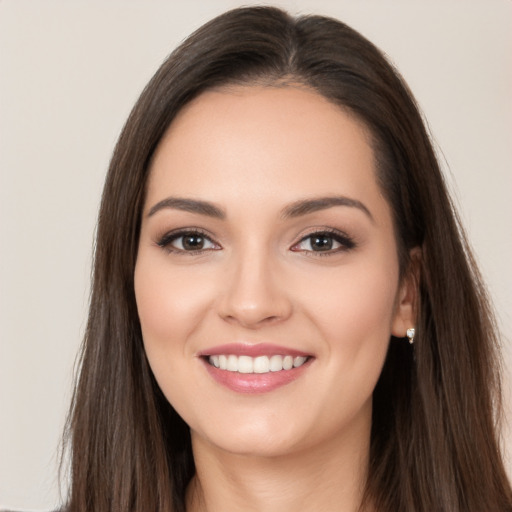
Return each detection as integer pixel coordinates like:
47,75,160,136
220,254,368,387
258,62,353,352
406,328,415,345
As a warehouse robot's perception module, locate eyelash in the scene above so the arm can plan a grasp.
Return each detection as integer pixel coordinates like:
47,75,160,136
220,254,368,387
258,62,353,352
156,228,356,256
290,228,356,256
156,228,220,255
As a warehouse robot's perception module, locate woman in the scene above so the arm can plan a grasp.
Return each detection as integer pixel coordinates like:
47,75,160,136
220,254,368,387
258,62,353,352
61,6,511,512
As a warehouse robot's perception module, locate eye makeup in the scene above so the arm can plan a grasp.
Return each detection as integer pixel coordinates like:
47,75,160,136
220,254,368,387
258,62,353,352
154,224,357,258
290,227,356,255
156,227,221,255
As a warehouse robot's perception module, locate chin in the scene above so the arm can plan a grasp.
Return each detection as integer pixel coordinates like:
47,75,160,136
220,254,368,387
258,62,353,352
190,416,310,459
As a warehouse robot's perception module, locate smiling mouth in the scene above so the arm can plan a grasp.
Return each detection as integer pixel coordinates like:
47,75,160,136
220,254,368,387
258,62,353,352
206,354,309,374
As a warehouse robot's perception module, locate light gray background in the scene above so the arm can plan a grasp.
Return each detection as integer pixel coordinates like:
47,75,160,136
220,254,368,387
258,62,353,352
1,1,510,509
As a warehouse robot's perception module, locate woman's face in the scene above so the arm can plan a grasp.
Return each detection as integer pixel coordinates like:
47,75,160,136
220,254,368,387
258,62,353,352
135,85,413,457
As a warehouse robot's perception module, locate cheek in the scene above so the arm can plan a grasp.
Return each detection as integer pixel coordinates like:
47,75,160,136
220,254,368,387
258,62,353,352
134,255,216,353
294,254,399,387
303,259,398,420
303,262,398,337
134,256,213,415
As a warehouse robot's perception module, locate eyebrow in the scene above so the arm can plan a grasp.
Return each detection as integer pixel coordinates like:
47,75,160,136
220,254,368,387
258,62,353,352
147,195,373,222
147,197,226,219
281,196,374,221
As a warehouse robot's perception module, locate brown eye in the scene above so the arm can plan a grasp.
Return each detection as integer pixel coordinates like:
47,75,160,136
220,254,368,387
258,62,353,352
181,233,205,250
310,234,333,251
157,230,219,253
291,230,355,254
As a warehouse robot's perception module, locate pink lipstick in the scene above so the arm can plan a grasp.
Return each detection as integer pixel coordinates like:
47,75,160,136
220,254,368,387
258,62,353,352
198,343,313,394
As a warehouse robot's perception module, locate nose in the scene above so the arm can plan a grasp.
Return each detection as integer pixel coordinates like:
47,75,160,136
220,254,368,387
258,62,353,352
217,249,293,329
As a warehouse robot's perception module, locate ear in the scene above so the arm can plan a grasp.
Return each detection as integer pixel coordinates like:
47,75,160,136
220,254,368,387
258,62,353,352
391,247,421,338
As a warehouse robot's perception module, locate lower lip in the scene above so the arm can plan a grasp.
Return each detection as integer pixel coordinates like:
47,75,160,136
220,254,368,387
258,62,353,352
201,358,312,394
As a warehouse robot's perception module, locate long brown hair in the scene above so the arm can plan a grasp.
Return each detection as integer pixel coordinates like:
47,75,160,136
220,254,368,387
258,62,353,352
63,6,512,511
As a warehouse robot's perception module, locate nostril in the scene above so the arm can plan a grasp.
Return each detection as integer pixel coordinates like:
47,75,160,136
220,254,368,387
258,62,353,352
222,313,287,329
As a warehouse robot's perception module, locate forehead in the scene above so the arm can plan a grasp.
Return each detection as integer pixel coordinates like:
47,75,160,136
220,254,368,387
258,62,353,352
146,85,382,213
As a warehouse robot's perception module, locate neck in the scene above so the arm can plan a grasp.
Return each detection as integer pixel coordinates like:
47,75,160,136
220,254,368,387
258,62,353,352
186,422,372,512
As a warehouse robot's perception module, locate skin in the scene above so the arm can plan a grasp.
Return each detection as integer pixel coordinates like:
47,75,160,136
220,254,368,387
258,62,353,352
134,85,417,512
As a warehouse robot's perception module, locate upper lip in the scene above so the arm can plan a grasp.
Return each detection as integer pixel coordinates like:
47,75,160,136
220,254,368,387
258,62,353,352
198,343,312,358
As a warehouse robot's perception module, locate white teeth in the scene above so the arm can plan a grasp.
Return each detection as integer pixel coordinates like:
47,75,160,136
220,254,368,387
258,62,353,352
283,355,293,370
294,356,307,367
238,355,253,374
227,355,238,372
269,355,283,372
208,354,308,374
253,355,269,373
